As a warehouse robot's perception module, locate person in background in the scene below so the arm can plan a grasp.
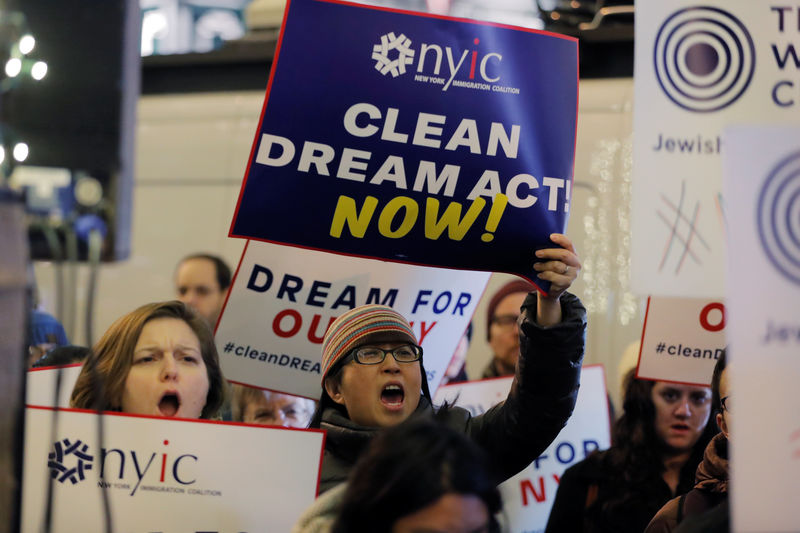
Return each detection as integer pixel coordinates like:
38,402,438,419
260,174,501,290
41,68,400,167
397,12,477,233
645,350,730,533
31,345,89,368
310,233,586,494
70,301,225,419
439,322,472,385
481,279,537,378
232,384,316,428
174,253,231,327
175,253,234,419
545,369,717,533
292,417,503,533
27,309,69,367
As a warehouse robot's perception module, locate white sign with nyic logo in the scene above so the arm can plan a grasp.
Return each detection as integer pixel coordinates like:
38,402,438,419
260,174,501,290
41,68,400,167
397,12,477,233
21,406,324,532
216,240,489,399
636,296,726,386
724,125,800,532
632,1,800,298
434,365,611,532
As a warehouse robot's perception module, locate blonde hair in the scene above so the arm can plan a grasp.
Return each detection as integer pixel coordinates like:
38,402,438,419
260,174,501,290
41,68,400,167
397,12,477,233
70,301,225,419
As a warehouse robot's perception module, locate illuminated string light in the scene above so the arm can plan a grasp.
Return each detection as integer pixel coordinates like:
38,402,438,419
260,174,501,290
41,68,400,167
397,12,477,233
0,146,5,164
13,142,29,162
19,34,36,55
31,61,47,80
5,58,22,77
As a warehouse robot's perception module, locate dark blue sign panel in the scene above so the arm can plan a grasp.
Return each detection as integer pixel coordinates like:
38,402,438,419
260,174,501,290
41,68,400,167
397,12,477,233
230,0,578,288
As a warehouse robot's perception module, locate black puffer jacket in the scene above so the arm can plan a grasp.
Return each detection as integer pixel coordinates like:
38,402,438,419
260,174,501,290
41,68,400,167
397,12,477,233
318,291,586,494
545,448,699,533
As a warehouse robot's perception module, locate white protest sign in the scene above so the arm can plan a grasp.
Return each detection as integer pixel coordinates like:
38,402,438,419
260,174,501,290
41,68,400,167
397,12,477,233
216,240,490,399
21,406,324,533
632,1,798,298
724,125,800,533
434,365,611,532
26,364,82,407
433,376,511,417
636,296,726,386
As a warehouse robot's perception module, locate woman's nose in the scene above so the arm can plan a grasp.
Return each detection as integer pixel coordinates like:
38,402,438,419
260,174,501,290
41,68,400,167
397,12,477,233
161,354,178,380
674,399,691,417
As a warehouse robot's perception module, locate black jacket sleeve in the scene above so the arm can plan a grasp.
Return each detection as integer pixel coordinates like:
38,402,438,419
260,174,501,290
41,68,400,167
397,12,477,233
545,460,590,533
459,291,587,483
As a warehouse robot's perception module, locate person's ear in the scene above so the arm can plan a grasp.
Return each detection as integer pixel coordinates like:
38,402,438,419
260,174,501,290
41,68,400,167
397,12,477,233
324,377,345,405
716,411,729,439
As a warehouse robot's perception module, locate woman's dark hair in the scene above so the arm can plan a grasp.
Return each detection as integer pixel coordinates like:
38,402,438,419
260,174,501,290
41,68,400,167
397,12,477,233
595,368,716,519
331,416,502,533
710,348,727,414
308,356,433,429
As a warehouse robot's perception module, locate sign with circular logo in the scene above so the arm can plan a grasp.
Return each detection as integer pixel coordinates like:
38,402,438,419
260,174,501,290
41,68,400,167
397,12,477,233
653,6,755,113
757,150,800,285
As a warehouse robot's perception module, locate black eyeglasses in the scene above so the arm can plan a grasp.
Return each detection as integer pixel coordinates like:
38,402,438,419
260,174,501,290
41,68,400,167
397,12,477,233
720,396,731,413
491,314,519,327
347,344,423,365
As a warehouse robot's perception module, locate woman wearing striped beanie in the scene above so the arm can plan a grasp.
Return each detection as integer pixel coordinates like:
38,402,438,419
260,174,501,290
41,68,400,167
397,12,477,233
310,233,588,498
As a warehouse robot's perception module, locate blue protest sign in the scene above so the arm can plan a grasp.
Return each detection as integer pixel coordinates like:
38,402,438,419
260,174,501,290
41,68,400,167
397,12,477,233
230,0,578,288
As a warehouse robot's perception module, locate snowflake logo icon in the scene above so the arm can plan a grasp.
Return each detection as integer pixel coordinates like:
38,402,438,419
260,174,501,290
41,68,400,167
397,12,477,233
48,438,94,484
372,32,415,77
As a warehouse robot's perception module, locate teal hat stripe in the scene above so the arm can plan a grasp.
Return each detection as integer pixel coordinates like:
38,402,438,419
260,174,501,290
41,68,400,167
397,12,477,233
323,306,389,344
324,307,390,344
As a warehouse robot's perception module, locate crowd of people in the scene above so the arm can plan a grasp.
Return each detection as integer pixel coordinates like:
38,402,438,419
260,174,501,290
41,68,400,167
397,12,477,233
24,234,731,532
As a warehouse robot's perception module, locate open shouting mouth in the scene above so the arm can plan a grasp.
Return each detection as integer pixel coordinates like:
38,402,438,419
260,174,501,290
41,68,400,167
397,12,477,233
381,383,405,410
159,392,181,417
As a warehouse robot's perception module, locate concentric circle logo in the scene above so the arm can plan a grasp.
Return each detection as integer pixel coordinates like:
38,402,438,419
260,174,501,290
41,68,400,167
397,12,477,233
372,32,415,78
653,6,755,113
48,438,94,484
757,151,800,285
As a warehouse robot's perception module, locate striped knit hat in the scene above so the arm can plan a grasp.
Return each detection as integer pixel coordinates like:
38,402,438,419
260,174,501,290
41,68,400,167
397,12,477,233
320,305,418,385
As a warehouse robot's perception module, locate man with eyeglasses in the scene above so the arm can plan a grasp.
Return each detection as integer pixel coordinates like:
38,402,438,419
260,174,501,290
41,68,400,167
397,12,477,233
482,279,538,378
645,350,731,533
308,233,586,495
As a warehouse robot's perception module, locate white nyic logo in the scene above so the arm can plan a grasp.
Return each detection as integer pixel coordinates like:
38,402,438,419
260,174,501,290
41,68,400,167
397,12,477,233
372,32,415,77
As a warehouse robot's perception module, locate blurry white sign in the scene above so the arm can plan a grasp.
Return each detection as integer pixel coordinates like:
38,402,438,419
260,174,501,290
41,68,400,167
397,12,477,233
216,240,489,399
637,296,726,386
21,406,324,532
26,364,82,408
434,365,611,532
632,1,798,298
724,125,800,533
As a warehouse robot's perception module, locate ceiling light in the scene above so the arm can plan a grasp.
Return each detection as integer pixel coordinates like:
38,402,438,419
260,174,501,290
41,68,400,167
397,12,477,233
13,142,29,162
5,58,22,77
19,34,35,55
31,61,47,80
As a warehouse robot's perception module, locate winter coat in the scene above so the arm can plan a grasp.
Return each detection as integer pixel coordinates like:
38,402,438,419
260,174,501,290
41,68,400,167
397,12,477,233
291,483,345,533
644,433,729,533
545,446,699,533
317,291,586,494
